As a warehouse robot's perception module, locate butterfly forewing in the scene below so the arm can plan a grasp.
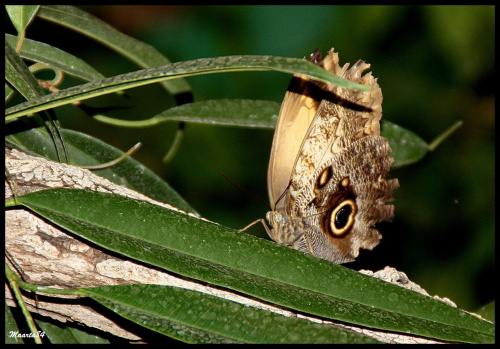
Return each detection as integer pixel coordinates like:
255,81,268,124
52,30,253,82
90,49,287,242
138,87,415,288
265,48,398,264
267,76,320,210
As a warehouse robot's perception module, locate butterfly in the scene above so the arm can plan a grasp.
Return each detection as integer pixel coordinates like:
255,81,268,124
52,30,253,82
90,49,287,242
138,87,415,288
245,48,399,264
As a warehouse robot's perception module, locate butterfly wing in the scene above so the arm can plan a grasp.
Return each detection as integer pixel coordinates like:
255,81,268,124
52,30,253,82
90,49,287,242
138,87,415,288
267,75,320,211
287,49,398,263
267,49,346,210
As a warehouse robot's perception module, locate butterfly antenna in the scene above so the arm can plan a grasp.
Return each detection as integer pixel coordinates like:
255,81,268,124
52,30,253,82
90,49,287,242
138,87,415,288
219,172,271,210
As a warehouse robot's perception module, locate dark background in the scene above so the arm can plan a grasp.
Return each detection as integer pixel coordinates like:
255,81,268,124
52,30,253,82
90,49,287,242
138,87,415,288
14,6,494,312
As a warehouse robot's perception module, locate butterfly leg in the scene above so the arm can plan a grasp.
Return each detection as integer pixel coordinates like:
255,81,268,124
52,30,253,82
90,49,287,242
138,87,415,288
238,218,272,235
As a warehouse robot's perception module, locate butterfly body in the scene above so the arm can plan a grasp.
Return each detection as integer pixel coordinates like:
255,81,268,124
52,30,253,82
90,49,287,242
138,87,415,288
265,49,398,264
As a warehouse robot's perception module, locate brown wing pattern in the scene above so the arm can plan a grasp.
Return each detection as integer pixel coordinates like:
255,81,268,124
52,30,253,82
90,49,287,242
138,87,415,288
266,48,398,264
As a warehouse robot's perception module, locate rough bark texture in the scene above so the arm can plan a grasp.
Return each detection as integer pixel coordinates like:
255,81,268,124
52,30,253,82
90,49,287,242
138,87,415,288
6,147,455,343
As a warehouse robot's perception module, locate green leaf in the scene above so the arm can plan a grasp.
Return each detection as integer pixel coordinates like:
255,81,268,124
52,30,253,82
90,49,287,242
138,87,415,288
5,127,196,214
476,301,495,323
81,284,380,343
6,83,15,102
5,34,106,82
93,99,281,129
381,120,428,168
5,40,45,100
5,55,369,121
37,5,191,101
5,305,24,344
5,40,68,163
16,189,494,343
93,99,431,168
35,318,109,344
65,327,109,344
6,5,40,33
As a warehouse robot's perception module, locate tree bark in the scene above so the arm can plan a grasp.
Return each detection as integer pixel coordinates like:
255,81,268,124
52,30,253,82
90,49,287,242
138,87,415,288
6,147,449,343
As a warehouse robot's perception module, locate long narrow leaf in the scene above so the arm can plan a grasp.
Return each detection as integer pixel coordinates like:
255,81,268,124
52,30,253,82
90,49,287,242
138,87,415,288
5,55,369,121
5,34,105,82
5,305,24,344
37,5,191,100
81,284,380,343
92,98,430,168
35,318,109,344
16,189,494,343
5,41,67,163
5,41,44,100
93,99,281,129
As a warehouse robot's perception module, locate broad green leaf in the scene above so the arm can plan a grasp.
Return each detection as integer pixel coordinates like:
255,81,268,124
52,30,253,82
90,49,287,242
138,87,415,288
16,189,494,343
381,120,428,168
94,99,281,129
6,5,40,33
5,34,105,82
37,5,191,101
5,127,196,214
81,284,380,343
5,55,369,121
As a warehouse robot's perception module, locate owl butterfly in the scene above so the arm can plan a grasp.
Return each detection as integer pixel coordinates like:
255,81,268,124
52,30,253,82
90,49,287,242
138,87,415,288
262,48,399,264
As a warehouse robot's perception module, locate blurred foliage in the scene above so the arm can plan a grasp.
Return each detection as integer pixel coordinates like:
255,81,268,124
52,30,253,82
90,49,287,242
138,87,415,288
10,5,493,312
